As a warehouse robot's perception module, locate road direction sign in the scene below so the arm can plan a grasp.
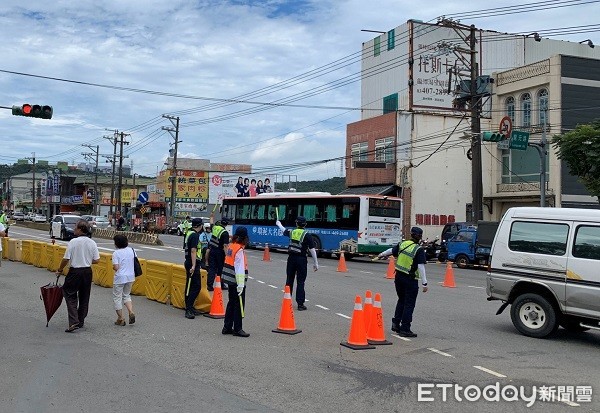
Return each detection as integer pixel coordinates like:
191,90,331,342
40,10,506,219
509,130,530,151
138,191,149,203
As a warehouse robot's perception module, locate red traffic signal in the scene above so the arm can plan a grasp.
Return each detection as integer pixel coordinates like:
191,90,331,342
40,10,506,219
12,104,53,119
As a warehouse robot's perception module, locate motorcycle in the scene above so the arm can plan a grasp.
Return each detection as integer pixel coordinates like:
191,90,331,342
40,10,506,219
165,221,179,235
422,237,441,261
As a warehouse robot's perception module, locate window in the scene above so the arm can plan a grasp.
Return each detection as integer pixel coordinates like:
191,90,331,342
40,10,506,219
506,96,515,122
375,137,394,163
573,225,600,260
500,147,547,184
351,142,368,168
374,36,380,57
383,93,398,114
509,221,569,256
453,231,475,243
521,93,532,127
538,89,548,126
387,29,395,50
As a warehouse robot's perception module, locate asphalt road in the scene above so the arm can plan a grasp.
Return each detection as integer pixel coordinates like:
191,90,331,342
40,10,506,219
2,225,600,412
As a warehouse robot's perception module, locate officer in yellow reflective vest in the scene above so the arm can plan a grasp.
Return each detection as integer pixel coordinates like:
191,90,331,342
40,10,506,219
0,210,9,236
183,218,204,319
206,217,230,291
276,216,318,311
221,226,250,337
378,226,428,337
180,216,192,248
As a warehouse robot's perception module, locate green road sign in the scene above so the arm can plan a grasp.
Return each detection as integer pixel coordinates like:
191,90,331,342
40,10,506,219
509,130,530,150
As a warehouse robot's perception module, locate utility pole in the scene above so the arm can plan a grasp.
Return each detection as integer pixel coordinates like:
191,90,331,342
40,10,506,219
25,152,36,212
116,131,131,215
82,144,100,215
162,115,180,223
469,24,483,222
104,133,118,224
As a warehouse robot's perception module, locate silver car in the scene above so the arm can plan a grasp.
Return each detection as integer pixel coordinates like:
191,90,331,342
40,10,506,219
82,215,111,229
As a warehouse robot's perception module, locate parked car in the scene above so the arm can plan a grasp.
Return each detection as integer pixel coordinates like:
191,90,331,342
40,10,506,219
447,221,499,268
33,214,47,223
81,215,111,229
12,212,25,221
25,212,35,221
50,214,86,240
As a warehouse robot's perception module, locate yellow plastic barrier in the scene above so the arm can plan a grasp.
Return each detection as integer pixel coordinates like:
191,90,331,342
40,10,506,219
131,258,147,296
92,252,113,288
44,243,56,270
145,260,172,304
1,237,7,260
8,239,22,262
32,242,46,268
21,240,33,264
170,265,211,312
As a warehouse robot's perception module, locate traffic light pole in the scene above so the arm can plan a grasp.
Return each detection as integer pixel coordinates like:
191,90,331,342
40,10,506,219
162,115,181,224
469,24,483,222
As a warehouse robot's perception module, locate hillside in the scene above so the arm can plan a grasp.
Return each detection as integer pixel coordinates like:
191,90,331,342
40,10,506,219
275,177,346,195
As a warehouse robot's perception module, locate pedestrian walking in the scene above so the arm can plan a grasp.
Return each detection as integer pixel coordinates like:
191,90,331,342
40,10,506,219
55,220,100,333
221,226,250,337
111,234,136,326
0,209,9,237
275,216,318,311
377,226,428,337
183,218,205,319
206,217,230,291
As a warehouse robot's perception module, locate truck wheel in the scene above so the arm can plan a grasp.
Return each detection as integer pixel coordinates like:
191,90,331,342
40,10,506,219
510,293,558,338
559,316,590,333
455,254,469,269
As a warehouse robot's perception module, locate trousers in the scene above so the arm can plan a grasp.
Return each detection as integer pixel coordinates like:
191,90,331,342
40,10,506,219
207,249,225,288
286,255,308,305
63,267,93,327
184,260,201,311
393,271,419,331
224,284,246,332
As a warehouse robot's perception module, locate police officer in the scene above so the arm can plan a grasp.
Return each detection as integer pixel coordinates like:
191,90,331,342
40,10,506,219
180,216,192,248
0,210,9,236
206,217,230,291
276,216,318,311
378,226,428,337
198,223,212,270
221,226,250,337
183,218,204,319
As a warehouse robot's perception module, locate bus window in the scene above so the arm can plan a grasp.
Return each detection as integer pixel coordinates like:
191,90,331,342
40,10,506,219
302,204,317,221
326,205,337,222
256,205,266,221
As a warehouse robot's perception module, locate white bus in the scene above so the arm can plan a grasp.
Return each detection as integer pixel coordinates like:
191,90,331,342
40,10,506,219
221,192,403,256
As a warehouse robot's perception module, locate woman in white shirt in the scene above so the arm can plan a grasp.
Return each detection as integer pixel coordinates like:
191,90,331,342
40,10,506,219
112,234,136,326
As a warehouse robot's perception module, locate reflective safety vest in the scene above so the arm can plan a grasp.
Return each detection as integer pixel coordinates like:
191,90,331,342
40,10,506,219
221,242,248,284
209,224,227,249
395,240,421,279
0,213,7,226
288,228,306,254
182,220,192,234
184,231,202,259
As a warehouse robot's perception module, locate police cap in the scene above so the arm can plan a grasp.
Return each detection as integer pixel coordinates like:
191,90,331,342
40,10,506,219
410,226,423,236
220,217,230,225
234,226,248,238
191,218,203,227
296,216,307,226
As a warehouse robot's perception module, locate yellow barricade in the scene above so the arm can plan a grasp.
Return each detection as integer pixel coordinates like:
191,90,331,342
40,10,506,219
39,243,49,268
32,242,46,268
54,245,66,273
92,252,113,288
1,237,7,260
145,260,172,304
44,243,56,270
131,258,147,296
170,265,211,312
8,239,22,262
21,240,33,265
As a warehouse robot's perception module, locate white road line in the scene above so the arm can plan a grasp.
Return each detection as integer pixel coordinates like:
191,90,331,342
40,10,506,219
142,246,166,251
315,305,329,310
98,247,114,252
256,280,265,284
559,398,580,407
467,285,485,289
391,334,411,342
427,348,454,358
268,284,277,289
336,313,351,319
248,276,254,279
473,365,507,378
360,271,373,274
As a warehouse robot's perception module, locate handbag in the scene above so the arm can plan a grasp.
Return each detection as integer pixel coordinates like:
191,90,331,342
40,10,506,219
131,247,143,277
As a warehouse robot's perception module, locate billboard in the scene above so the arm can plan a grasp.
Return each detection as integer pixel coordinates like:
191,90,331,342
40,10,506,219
208,173,277,204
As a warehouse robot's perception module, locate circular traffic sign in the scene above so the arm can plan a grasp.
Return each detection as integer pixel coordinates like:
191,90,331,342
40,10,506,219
499,116,512,137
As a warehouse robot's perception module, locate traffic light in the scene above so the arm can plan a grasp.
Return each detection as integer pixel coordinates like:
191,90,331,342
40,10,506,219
12,104,53,119
481,131,506,142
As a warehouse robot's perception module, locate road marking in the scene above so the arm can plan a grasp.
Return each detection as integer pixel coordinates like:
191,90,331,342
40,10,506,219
142,246,166,251
256,280,265,284
336,313,351,319
467,285,485,289
360,271,373,274
427,348,454,358
473,365,507,378
98,247,114,252
558,398,580,407
315,305,329,310
391,334,411,342
268,284,277,289
248,276,254,279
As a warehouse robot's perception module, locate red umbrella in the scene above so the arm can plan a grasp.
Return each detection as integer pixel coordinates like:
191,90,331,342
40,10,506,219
40,275,63,327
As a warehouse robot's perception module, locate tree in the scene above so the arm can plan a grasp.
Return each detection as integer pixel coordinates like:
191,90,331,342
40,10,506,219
552,120,600,203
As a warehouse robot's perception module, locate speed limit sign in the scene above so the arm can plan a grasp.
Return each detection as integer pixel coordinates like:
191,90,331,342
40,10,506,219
499,116,512,137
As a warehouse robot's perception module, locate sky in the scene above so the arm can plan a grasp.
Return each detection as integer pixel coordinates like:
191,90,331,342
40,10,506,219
0,0,598,182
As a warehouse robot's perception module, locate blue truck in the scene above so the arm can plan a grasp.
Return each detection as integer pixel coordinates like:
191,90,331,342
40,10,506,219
447,221,499,268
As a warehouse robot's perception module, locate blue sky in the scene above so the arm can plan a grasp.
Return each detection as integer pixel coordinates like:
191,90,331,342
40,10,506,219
0,1,598,181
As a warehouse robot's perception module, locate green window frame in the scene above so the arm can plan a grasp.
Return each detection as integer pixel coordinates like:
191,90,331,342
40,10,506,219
374,36,380,57
387,29,395,50
383,93,398,114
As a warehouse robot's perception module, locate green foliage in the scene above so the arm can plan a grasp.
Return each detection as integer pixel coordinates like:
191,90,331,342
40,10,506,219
275,177,346,194
551,120,600,200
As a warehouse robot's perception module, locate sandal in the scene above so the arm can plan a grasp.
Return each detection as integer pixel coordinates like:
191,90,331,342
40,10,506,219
114,319,126,326
65,324,79,333
129,313,136,325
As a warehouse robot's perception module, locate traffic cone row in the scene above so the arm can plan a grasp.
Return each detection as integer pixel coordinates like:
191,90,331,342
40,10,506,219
341,291,392,350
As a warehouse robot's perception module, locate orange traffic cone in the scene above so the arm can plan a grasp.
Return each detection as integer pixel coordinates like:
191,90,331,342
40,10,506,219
385,256,395,279
262,244,271,261
337,252,348,272
272,285,302,335
363,290,373,333
367,293,392,345
442,262,456,288
204,276,226,319
341,296,375,350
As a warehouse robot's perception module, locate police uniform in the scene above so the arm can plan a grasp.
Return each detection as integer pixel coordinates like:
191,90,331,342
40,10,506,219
181,217,192,248
0,211,9,236
183,218,204,319
277,217,318,310
379,226,428,337
207,218,230,291
221,226,249,337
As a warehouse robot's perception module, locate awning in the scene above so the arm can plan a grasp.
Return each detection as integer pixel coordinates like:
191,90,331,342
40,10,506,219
338,184,400,196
